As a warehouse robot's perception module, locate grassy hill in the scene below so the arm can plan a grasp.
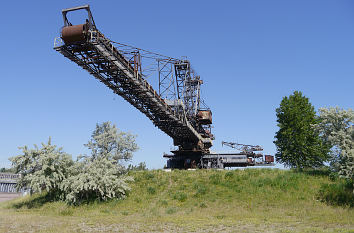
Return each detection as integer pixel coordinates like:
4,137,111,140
0,169,353,232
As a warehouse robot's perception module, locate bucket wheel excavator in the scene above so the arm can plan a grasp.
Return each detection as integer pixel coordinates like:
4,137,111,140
54,5,274,169
54,5,213,168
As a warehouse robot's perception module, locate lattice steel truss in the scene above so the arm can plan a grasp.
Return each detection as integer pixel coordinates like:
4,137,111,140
175,61,202,124
54,5,213,154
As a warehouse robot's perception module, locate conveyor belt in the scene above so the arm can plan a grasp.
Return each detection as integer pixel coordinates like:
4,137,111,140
54,30,212,149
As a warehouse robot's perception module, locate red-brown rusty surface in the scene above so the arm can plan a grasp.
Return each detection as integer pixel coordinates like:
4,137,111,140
61,24,87,44
197,110,212,124
265,155,274,162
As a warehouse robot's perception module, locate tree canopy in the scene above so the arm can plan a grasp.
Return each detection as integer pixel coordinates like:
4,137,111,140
274,91,329,168
84,122,138,162
316,107,353,180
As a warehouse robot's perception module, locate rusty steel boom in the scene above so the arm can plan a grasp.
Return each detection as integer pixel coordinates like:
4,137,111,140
54,5,213,168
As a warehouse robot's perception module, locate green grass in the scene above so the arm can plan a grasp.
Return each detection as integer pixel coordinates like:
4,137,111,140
318,178,354,207
0,169,353,232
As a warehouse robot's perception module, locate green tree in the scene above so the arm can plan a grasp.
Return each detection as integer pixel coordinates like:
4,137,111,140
316,107,353,180
10,138,73,196
274,91,329,168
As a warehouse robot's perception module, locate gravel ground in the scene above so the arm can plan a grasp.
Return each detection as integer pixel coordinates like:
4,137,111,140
0,193,21,202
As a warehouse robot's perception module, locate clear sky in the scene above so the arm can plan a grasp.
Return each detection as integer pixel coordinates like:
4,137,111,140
1,0,353,169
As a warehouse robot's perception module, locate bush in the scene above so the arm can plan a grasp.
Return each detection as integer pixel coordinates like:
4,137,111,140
199,202,207,208
61,122,137,205
193,183,207,197
10,138,73,197
172,191,187,202
316,107,354,180
10,122,138,205
224,171,234,179
317,179,353,207
166,207,177,214
61,157,133,205
147,186,156,195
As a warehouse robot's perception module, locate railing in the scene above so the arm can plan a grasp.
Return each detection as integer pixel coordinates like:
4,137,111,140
0,183,17,193
0,173,21,193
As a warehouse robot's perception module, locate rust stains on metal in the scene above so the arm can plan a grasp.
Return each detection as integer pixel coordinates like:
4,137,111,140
61,24,87,44
197,110,212,125
265,155,274,163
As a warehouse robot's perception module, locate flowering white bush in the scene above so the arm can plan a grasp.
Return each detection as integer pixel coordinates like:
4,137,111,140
316,107,353,180
10,138,73,197
61,157,134,205
10,122,138,205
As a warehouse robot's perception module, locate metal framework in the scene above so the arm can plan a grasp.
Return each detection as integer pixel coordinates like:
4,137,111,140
175,61,202,123
222,141,263,154
54,5,213,160
0,173,20,193
221,141,275,167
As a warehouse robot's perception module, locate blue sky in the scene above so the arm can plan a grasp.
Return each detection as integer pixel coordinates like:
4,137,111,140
1,0,353,169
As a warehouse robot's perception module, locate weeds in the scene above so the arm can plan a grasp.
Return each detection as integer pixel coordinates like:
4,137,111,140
199,202,207,208
121,211,129,216
317,179,353,207
193,183,207,197
166,207,177,214
172,191,187,202
209,173,222,184
147,186,156,195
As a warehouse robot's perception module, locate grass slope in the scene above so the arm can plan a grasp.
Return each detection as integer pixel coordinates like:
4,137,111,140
0,169,353,232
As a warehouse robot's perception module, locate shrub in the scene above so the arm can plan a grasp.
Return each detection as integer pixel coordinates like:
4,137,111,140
316,107,354,181
317,179,353,207
61,157,133,205
10,122,138,205
144,172,155,180
224,171,234,179
194,183,207,197
199,202,207,208
147,186,156,195
172,191,187,202
159,199,168,206
10,138,73,197
166,207,177,214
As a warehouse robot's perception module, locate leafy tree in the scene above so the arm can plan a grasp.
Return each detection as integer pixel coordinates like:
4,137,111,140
316,107,353,180
274,91,329,168
84,122,138,162
10,138,73,196
62,121,138,204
